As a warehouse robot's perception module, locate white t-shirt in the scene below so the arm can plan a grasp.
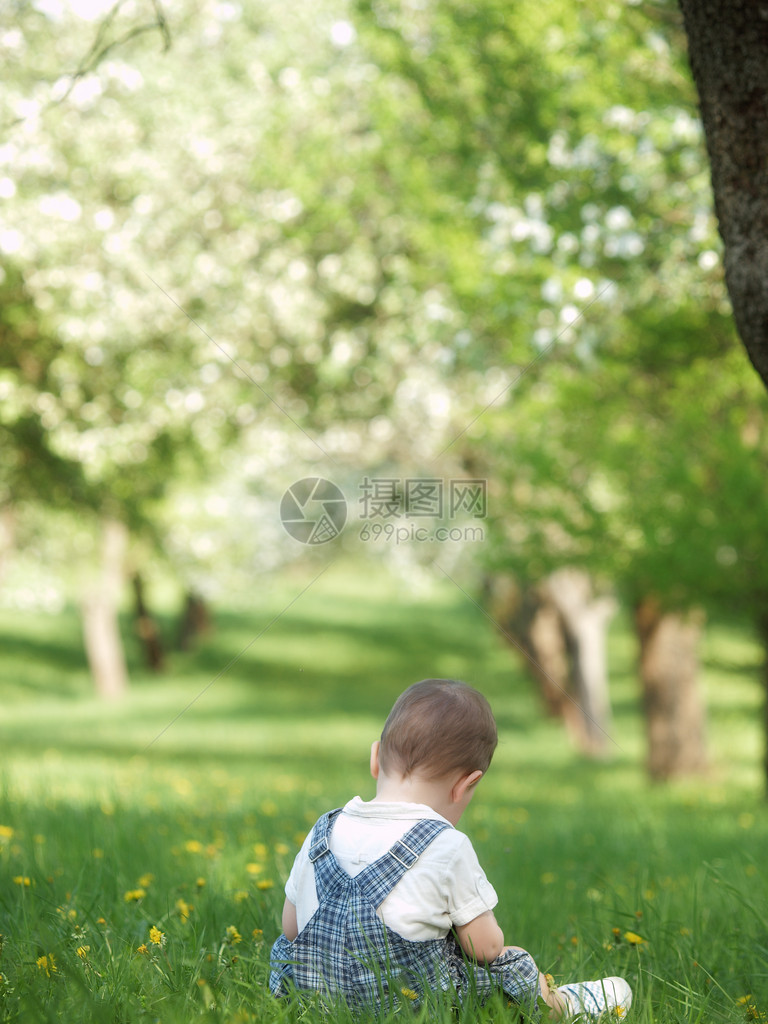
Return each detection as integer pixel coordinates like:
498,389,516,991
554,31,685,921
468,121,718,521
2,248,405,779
284,797,498,941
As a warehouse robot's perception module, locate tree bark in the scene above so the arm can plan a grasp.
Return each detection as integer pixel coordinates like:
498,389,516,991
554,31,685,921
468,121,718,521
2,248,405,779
635,598,708,780
755,610,768,798
0,504,15,586
546,569,617,757
486,571,615,755
81,518,129,700
132,572,165,672
177,589,211,651
678,0,768,387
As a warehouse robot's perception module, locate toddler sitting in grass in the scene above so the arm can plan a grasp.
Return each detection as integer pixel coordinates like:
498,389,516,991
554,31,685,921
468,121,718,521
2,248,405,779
269,677,632,1018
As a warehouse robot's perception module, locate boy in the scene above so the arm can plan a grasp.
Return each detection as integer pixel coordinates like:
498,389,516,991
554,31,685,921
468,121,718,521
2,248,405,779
270,678,632,1018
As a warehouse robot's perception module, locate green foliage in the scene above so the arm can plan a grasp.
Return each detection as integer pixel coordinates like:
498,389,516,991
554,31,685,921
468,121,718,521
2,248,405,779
0,564,767,1022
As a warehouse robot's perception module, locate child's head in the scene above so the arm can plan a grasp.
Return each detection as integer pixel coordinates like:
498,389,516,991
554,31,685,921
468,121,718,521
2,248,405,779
378,678,497,782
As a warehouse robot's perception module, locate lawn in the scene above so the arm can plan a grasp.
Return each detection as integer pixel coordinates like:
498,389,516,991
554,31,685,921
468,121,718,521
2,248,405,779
0,558,766,1023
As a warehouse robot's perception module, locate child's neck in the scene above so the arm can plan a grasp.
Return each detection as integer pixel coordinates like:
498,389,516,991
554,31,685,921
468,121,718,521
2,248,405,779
372,771,454,823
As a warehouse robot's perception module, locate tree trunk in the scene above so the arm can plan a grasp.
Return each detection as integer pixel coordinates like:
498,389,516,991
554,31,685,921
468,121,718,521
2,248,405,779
81,519,129,700
132,572,165,672
486,572,614,754
678,0,768,388
546,569,617,757
755,610,768,798
177,589,211,651
0,504,15,586
635,597,708,780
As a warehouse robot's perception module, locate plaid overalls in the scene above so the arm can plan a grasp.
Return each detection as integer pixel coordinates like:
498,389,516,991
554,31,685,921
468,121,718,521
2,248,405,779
269,808,541,1012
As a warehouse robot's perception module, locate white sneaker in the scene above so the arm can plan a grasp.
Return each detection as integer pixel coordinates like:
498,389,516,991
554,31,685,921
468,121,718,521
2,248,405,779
557,977,632,1020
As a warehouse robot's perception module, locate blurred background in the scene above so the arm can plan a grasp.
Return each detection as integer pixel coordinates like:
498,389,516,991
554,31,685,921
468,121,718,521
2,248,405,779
1,0,767,793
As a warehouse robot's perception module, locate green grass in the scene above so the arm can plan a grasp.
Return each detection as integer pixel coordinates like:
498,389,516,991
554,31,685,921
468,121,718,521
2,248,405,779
1,558,767,1022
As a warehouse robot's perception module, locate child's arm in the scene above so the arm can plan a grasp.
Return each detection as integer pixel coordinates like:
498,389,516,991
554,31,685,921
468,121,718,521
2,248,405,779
281,898,298,941
454,909,505,963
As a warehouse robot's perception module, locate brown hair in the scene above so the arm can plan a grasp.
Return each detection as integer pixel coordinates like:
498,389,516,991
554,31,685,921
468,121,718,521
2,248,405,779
378,678,497,781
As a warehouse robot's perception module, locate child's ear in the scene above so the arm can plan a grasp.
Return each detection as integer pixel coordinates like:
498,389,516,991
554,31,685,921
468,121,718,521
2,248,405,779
370,740,381,780
452,769,483,804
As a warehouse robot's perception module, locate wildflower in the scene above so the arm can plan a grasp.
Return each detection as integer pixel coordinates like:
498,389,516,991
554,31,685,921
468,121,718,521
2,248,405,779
252,928,263,940
196,877,206,889
92,848,104,859
246,862,264,875
97,917,107,926
176,898,193,922
76,946,91,959
225,926,242,945
36,954,57,977
401,987,418,1001
234,890,249,903
275,842,290,855
256,879,274,891
253,842,268,859
137,873,154,888
13,876,31,887
0,825,13,840
123,888,146,903
149,926,165,947
136,943,148,955
623,931,646,945
185,839,203,854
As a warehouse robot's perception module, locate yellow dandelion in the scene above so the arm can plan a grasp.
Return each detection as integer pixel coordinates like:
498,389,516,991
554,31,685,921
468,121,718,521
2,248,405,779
13,876,31,887
176,898,193,922
97,917,107,925
76,946,90,960
275,842,290,856
225,926,242,945
400,987,418,1001
623,931,646,945
256,879,274,891
92,848,104,859
252,928,264,939
196,877,206,889
185,839,203,854
253,842,268,859
36,954,57,977
136,943,148,955
137,873,154,888
246,862,264,876
0,824,14,839
149,926,165,946
123,888,146,902
234,890,249,903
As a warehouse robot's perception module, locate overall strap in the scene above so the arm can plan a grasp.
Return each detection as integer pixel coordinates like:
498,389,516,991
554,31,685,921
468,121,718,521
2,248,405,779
307,808,343,863
355,817,452,908
307,809,348,898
